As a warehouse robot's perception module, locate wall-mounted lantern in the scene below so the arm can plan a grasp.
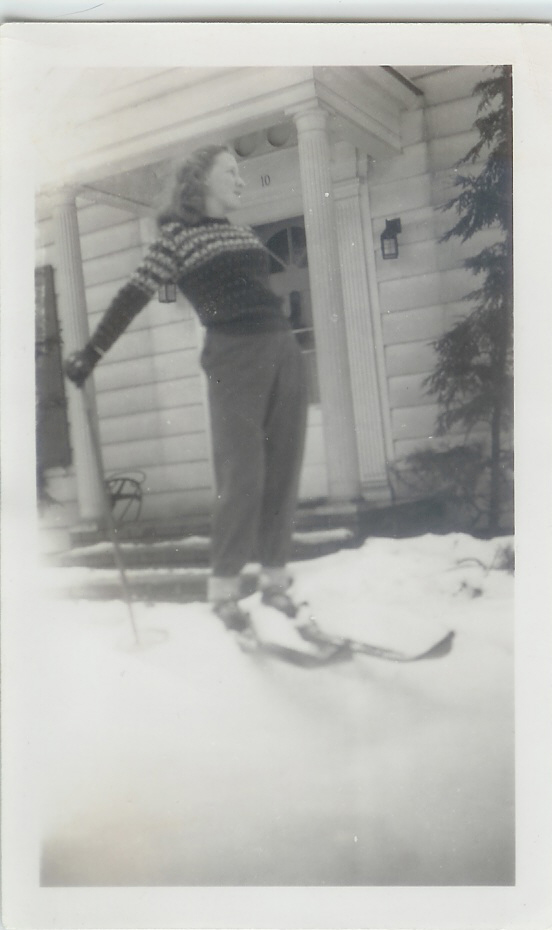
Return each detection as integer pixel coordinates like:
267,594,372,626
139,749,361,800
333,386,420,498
380,218,402,260
158,283,177,303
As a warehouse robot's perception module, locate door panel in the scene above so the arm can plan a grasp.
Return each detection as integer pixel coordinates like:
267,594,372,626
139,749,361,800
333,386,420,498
255,217,320,405
254,217,327,501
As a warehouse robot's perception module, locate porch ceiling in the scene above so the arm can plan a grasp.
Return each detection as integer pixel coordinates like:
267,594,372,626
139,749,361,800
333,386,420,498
37,66,422,206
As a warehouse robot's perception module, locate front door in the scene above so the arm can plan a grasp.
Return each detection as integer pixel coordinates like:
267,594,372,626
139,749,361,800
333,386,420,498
254,217,328,500
254,217,319,405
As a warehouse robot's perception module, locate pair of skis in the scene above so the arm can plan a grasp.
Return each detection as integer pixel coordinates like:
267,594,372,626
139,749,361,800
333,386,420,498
296,626,455,666
234,600,455,669
241,629,455,669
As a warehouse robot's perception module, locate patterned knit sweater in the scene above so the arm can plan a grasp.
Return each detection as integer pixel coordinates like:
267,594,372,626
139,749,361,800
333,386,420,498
89,216,288,356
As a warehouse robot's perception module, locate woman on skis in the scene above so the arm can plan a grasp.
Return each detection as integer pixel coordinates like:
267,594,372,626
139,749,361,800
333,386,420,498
64,145,308,639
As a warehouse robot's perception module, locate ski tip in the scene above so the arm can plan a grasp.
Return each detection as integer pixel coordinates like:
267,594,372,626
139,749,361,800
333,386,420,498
419,630,455,660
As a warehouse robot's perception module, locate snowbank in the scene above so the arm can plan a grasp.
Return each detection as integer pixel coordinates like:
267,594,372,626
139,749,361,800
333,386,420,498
36,534,514,887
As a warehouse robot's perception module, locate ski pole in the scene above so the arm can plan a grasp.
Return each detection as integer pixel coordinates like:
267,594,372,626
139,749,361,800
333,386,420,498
79,384,141,647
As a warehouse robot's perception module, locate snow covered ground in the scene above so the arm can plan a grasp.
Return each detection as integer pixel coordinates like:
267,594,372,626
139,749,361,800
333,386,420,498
36,533,514,888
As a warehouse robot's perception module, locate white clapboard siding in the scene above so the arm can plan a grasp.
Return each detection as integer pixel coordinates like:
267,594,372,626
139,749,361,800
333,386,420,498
151,348,203,384
374,223,499,285
87,298,195,337
93,347,199,392
155,402,208,439
399,96,481,150
96,383,165,418
75,200,140,236
428,130,479,173
74,200,214,519
99,410,163,446
370,160,485,227
101,439,165,471
140,488,214,522
100,404,206,450
155,375,205,411
99,411,160,448
436,225,503,272
101,431,207,474
87,315,197,370
374,238,441,283
37,201,141,250
372,205,436,246
368,66,504,461
414,65,490,106
102,432,209,469
385,340,438,379
102,403,207,445
149,319,199,356
430,164,481,209
444,299,478,328
425,95,481,141
86,277,134,315
117,434,208,470
388,373,433,409
379,270,442,315
391,403,442,441
368,173,433,219
140,461,212,494
155,432,210,463
82,246,145,289
382,304,448,345
395,429,488,461
79,220,144,261
368,141,429,186
438,266,481,305
94,327,154,366
400,109,426,147
381,265,479,315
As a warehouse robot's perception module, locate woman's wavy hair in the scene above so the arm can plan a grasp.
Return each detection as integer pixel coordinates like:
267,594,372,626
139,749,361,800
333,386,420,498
157,144,230,227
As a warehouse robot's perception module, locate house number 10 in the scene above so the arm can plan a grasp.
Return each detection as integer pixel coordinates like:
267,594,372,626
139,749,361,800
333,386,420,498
261,175,271,188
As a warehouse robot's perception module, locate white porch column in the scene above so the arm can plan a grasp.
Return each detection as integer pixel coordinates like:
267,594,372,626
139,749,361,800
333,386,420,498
333,147,391,499
290,104,361,501
51,188,105,526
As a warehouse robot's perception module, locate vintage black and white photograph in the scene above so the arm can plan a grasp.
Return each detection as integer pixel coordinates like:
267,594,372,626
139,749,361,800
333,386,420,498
1,18,551,930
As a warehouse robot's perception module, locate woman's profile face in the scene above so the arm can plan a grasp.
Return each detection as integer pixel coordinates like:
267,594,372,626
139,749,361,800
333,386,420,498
203,151,245,217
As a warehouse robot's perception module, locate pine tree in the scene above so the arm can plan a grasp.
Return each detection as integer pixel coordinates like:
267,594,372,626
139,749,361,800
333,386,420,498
425,65,513,533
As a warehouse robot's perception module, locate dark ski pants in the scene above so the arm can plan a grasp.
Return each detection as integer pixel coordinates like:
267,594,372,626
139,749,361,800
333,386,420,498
200,327,308,595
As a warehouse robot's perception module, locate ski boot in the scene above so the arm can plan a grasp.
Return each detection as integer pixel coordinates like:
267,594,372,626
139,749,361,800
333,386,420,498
260,583,320,639
213,598,257,651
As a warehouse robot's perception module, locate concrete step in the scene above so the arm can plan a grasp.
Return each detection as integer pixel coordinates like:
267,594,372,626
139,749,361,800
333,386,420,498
42,567,258,604
42,497,448,604
47,529,360,571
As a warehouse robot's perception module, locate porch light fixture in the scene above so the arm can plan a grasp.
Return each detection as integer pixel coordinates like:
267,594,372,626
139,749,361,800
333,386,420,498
158,283,177,303
380,218,402,260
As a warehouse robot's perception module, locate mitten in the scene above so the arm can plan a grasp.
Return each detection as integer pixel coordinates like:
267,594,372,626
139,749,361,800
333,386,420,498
64,344,102,388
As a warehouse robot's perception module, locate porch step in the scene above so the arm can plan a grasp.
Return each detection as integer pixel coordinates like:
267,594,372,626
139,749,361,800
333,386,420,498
42,567,258,605
46,527,360,571
42,496,447,603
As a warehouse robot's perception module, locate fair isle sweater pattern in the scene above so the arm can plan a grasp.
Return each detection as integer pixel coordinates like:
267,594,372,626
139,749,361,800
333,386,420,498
89,218,286,355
